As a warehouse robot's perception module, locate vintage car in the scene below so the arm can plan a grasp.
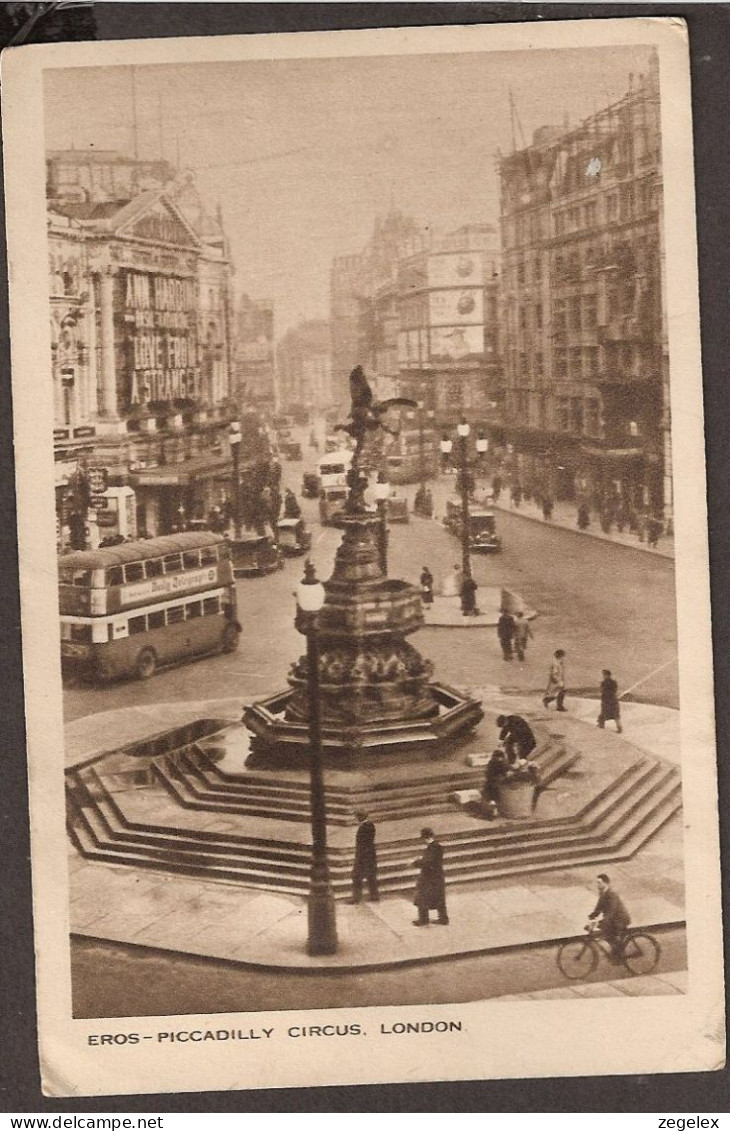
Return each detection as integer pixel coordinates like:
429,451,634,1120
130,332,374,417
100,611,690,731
278,517,312,557
444,498,502,553
319,485,349,526
281,440,303,461
387,494,410,524
302,471,320,499
228,529,282,577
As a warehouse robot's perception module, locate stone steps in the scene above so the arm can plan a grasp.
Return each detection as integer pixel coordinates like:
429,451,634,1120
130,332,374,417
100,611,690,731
66,748,681,897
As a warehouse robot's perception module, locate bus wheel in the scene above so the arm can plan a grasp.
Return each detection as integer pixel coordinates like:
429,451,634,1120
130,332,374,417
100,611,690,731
135,648,157,680
221,623,240,653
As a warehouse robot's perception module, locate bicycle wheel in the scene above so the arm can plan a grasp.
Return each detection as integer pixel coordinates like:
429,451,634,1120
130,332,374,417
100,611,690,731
557,938,598,980
621,931,661,976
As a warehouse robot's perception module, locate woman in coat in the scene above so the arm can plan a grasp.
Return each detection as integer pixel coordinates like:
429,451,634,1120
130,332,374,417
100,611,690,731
413,828,449,926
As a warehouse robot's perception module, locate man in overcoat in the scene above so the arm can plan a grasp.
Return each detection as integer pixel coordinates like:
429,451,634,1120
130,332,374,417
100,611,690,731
597,669,622,733
349,811,379,903
413,828,448,926
497,608,516,662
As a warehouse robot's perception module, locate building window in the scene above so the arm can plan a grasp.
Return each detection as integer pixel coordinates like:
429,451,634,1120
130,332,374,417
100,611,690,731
534,257,542,283
585,347,599,379
554,348,567,379
535,302,543,330
553,299,567,333
583,294,598,327
517,261,525,285
569,298,582,331
570,348,583,380
585,398,601,437
571,397,584,433
536,351,544,378
557,396,570,431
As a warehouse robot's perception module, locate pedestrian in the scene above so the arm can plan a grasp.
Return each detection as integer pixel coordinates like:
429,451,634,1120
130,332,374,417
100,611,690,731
420,565,434,605
348,811,379,904
482,748,509,815
492,474,502,503
542,497,554,521
496,713,537,762
497,607,516,662
511,483,522,508
412,827,449,926
587,873,631,961
543,648,567,711
512,609,533,662
577,501,590,530
283,488,301,519
597,668,622,733
647,514,663,549
442,563,463,599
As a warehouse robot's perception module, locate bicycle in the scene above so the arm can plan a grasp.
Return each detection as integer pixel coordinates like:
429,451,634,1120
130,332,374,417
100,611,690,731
557,924,661,980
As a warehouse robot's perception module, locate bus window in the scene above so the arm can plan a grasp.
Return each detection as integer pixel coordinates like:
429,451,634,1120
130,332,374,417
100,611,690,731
70,624,92,643
129,614,146,635
163,554,182,574
200,546,217,566
125,563,145,583
203,596,221,616
61,569,91,587
106,565,124,586
166,605,185,625
186,601,203,620
145,559,163,579
148,609,165,629
183,550,201,569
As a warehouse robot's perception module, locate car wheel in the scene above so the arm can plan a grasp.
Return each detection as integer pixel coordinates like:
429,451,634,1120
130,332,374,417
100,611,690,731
135,647,157,680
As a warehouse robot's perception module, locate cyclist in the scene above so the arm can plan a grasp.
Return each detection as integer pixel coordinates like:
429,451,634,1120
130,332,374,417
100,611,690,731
587,873,631,962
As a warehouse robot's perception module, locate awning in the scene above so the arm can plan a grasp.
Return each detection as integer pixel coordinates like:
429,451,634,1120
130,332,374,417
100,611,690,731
130,452,232,487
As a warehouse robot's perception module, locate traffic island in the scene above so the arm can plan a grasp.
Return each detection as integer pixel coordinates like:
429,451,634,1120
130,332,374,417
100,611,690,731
423,588,536,628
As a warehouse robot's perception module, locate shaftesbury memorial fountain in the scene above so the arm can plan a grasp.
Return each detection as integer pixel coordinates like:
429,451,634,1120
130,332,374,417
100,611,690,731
243,367,484,767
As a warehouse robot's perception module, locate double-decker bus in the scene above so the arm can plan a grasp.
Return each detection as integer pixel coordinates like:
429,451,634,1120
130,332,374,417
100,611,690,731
383,430,438,484
58,533,241,683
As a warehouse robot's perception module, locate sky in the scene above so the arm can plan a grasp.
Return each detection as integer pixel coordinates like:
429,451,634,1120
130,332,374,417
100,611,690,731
44,44,655,335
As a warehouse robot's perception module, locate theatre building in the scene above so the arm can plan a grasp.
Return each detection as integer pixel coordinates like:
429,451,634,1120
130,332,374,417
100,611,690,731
48,159,240,546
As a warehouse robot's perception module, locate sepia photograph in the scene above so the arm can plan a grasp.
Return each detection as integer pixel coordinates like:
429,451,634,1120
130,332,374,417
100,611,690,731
1,16,723,1098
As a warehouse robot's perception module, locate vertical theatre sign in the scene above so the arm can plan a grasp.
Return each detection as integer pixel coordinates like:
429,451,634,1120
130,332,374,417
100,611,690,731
119,270,200,407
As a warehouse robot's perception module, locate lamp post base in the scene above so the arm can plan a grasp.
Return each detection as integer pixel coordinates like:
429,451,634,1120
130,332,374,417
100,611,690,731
307,876,338,955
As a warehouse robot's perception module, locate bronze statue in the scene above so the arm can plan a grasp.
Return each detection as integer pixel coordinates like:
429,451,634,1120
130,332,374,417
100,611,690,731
336,366,416,512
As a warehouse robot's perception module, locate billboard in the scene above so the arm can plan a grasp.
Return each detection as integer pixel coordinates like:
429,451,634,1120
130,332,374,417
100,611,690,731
427,251,484,289
430,324,484,361
429,287,484,326
117,269,200,409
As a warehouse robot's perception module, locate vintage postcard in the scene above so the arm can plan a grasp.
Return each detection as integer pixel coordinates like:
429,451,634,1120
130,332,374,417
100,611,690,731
1,17,723,1098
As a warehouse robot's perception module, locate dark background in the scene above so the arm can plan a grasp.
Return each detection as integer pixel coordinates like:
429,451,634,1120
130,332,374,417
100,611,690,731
1,1,728,1113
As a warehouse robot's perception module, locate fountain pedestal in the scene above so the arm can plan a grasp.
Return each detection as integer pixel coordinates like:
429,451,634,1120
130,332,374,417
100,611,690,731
244,512,483,768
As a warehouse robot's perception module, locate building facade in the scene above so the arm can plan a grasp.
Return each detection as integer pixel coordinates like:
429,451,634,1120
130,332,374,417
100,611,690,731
498,61,670,518
397,224,502,428
234,293,276,411
47,152,247,546
276,320,332,414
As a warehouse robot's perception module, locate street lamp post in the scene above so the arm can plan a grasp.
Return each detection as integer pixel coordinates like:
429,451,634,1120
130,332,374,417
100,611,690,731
295,561,338,956
440,421,488,617
228,420,242,540
373,473,390,576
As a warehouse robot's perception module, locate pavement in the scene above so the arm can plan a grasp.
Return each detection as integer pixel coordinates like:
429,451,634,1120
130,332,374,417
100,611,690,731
422,588,536,628
489,492,675,560
67,690,685,973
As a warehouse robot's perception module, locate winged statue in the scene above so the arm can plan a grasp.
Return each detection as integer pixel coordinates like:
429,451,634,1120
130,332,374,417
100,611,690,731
335,366,417,451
